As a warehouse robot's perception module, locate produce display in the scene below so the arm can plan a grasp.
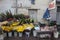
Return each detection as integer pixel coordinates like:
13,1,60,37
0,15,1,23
0,10,34,33
1,23,34,32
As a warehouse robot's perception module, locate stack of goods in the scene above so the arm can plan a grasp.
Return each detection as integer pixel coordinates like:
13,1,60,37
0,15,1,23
0,10,34,37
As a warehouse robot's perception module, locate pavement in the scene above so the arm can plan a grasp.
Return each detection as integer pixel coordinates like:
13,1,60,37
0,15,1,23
4,35,60,40
3,31,60,40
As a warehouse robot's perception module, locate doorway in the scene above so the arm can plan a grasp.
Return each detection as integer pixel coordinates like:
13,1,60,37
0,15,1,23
28,9,38,22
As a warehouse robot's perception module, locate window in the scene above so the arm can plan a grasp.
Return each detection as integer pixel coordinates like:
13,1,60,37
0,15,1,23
56,0,60,4
31,0,35,4
57,6,60,12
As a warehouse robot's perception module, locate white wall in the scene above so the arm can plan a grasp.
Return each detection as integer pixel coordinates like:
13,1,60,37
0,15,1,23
0,0,31,14
0,0,55,23
34,0,49,22
0,0,14,14
49,0,57,21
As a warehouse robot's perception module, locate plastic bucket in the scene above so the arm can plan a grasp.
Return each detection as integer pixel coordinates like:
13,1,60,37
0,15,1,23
54,32,59,38
8,32,12,37
19,32,22,37
33,30,37,37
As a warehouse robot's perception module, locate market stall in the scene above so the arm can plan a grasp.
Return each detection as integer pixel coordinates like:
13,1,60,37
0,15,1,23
0,11,34,37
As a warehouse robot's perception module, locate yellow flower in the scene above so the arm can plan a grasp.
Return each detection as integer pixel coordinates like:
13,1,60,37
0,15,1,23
4,27,11,32
26,23,34,29
2,26,13,32
15,25,25,32
30,23,34,28
12,22,20,26
1,26,6,30
23,24,28,28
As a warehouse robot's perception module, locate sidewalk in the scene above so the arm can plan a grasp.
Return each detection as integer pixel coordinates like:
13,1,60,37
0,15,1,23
4,35,59,40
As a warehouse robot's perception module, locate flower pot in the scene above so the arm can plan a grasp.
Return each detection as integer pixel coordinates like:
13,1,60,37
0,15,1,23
54,32,59,38
8,32,12,37
33,30,37,37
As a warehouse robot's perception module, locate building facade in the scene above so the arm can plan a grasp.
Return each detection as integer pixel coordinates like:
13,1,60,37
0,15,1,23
56,0,60,24
0,0,56,23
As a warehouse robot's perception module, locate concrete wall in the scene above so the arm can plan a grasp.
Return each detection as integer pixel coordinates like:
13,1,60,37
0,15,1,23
50,7,57,21
0,0,17,15
49,0,57,21
0,0,56,23
34,0,49,22
0,0,31,14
